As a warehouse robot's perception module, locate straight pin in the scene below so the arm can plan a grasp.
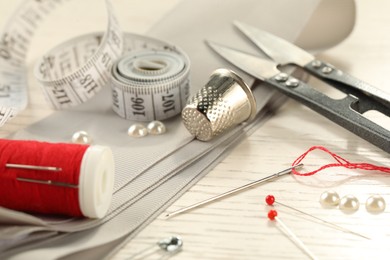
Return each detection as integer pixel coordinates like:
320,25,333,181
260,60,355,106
265,195,370,240
165,164,303,218
268,210,318,260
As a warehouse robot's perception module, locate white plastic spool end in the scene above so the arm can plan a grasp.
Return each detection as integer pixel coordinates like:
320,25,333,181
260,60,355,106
78,145,115,218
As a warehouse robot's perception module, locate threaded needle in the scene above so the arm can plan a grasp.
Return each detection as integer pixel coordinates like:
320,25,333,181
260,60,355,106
165,164,303,218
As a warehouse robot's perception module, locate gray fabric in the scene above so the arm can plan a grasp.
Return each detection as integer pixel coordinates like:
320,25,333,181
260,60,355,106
4,85,283,260
1,0,322,258
0,226,58,252
147,0,321,91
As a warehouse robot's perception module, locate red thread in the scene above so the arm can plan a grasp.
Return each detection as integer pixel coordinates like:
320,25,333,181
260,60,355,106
292,146,390,176
0,139,89,217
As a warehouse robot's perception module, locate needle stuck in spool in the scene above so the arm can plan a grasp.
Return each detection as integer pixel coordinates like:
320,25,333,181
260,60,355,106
5,163,78,188
6,163,62,171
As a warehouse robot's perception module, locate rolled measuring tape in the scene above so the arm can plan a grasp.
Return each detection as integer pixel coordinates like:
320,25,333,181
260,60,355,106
111,49,190,121
0,0,191,126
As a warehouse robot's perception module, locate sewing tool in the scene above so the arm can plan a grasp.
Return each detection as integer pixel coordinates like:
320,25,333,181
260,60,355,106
233,21,390,109
0,139,114,218
165,164,303,218
265,195,369,239
111,50,190,121
6,161,75,188
267,209,318,260
207,22,390,153
182,68,256,141
0,0,191,127
126,235,183,259
5,163,61,172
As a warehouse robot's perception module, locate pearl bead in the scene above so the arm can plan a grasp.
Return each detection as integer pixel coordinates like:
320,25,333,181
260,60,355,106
128,123,148,137
147,120,166,135
365,195,386,213
319,190,340,207
339,195,359,212
71,131,92,144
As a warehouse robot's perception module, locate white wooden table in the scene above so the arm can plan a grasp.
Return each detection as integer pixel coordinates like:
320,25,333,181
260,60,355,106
111,1,390,259
0,1,389,259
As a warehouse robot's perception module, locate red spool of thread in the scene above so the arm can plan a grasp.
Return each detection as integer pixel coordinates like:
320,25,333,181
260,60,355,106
0,139,115,218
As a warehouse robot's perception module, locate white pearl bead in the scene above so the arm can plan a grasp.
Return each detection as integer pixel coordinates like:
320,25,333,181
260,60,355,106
72,131,92,144
365,195,386,213
147,120,166,135
319,190,340,207
128,123,148,137
339,195,359,212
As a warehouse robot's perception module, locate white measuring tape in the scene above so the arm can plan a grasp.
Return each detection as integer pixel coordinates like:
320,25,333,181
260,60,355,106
0,0,190,126
111,49,190,121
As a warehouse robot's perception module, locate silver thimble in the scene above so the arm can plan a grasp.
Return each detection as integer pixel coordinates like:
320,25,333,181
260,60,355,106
182,68,256,141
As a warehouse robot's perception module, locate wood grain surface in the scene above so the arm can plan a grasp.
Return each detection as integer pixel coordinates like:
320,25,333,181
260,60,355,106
0,0,389,259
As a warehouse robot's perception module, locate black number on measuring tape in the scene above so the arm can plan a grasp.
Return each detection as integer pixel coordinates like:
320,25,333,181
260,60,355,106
101,52,112,68
0,34,12,60
80,74,98,94
162,94,175,113
39,55,55,78
110,30,121,48
131,97,145,116
0,85,10,97
0,46,10,60
183,80,190,100
112,89,120,109
51,86,71,105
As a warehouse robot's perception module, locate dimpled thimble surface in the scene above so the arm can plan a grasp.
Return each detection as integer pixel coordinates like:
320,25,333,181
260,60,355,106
181,69,256,141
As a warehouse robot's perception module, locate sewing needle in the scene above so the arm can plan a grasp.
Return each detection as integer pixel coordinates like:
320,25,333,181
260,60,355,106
5,163,76,188
165,164,303,218
16,177,78,188
6,163,62,171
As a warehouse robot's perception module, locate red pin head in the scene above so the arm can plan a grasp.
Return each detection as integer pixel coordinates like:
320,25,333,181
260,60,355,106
265,194,275,205
267,209,278,220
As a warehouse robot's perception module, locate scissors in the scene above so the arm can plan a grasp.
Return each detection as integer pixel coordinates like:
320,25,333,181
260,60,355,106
207,21,390,153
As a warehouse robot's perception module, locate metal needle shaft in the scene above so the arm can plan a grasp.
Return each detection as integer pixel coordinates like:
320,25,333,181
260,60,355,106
275,201,370,240
166,164,303,218
6,163,62,172
5,163,74,188
274,216,318,260
16,177,78,188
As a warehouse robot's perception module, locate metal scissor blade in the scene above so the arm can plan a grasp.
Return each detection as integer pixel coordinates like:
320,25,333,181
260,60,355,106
234,21,390,110
207,41,390,153
234,21,314,67
206,41,280,80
